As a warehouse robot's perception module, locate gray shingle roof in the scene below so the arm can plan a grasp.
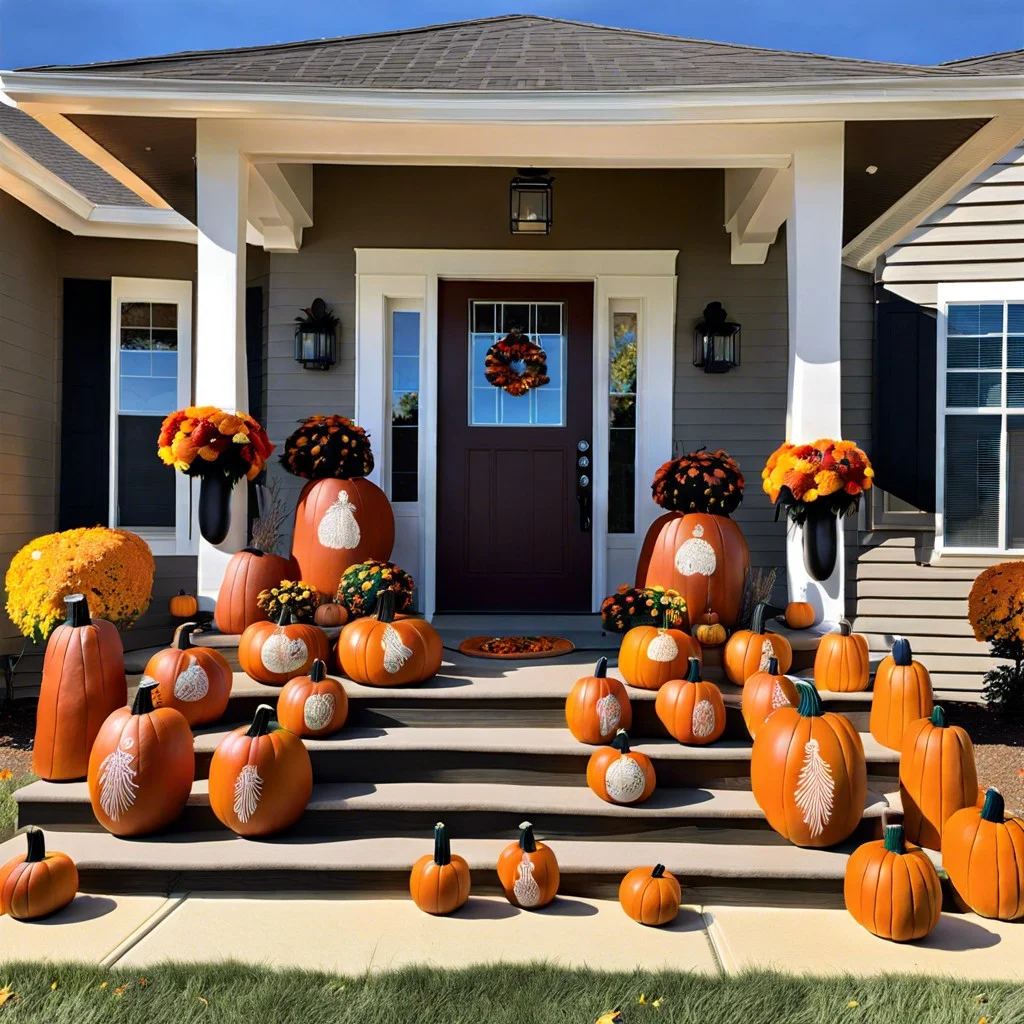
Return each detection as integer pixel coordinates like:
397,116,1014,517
942,50,1024,75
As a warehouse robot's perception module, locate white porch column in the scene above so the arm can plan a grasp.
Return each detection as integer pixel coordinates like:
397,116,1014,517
195,122,249,605
785,123,845,625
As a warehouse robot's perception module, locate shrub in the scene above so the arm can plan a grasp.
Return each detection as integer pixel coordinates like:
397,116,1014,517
969,562,1024,709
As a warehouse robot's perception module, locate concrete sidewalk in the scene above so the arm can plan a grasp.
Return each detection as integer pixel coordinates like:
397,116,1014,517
2,893,1023,979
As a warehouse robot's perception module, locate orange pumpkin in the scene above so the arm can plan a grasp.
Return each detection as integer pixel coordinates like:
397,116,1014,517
844,811,942,942
565,657,632,744
0,828,78,920
899,706,977,851
291,477,395,599
587,730,657,805
618,864,681,927
314,602,349,628
751,682,867,847
33,594,126,781
208,703,313,837
496,821,559,909
144,623,233,727
637,511,750,628
655,657,726,745
617,614,702,691
723,603,792,685
813,618,870,693
741,655,799,740
168,590,199,618
943,787,1024,920
215,546,300,635
784,601,815,630
87,679,195,836
409,821,471,915
238,607,329,686
276,659,348,737
337,590,442,687
869,637,933,751
692,616,727,646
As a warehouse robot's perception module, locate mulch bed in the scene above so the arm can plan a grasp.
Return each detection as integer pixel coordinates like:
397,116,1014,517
945,701,1024,814
0,702,36,782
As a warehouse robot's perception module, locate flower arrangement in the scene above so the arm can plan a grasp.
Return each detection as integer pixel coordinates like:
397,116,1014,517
337,559,415,618
256,580,322,623
968,562,1024,708
600,585,688,633
762,439,873,523
651,449,744,515
5,527,154,644
280,414,374,480
158,406,273,482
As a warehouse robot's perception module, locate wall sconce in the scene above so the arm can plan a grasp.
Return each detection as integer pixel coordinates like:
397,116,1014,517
510,170,553,235
294,298,338,370
693,301,741,374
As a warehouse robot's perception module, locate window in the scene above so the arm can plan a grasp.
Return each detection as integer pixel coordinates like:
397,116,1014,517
939,294,1024,551
609,308,638,534
389,306,421,502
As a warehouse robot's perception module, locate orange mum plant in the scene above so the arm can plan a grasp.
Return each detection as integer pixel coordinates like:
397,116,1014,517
762,439,873,523
600,585,688,633
158,406,273,483
968,562,1024,708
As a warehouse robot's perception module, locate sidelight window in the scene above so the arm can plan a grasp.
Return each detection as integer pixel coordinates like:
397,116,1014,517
389,306,421,503
608,309,638,534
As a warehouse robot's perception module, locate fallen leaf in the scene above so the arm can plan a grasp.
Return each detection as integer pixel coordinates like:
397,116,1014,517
652,998,662,1010
50,982,57,991
0,986,15,1008
138,978,148,987
975,995,988,1003
847,1000,859,1008
98,982,108,991
197,996,209,1006
638,993,647,1005
979,1017,989,1024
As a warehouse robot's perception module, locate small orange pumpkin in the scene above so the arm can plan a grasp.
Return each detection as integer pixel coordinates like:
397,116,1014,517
618,864,681,927
723,603,792,685
784,601,816,630
617,612,702,691
314,602,349,628
276,659,348,737
565,657,632,744
655,657,726,745
238,607,329,686
0,828,78,920
740,655,799,740
409,821,471,915
144,623,233,727
813,618,870,693
587,729,657,805
168,590,199,618
496,821,559,909
870,637,933,751
692,613,727,647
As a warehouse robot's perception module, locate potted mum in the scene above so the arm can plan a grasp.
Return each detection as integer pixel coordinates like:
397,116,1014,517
968,562,1024,711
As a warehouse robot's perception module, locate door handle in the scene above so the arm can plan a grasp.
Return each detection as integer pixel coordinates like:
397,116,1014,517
577,490,591,533
575,440,591,532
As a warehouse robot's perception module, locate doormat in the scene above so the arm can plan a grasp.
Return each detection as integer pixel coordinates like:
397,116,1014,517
458,635,575,660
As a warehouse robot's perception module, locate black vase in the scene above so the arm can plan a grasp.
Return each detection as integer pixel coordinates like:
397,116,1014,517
803,509,838,582
198,473,233,546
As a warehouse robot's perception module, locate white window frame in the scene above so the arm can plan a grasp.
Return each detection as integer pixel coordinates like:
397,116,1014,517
935,280,1024,555
109,277,194,556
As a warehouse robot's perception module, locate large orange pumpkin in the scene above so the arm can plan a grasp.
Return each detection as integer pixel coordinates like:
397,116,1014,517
655,656,726,745
214,546,300,635
618,864,681,927
813,618,870,693
637,511,749,628
870,637,933,751
33,594,127,781
409,821,471,915
565,657,632,744
617,616,702,691
496,821,559,909
723,603,792,685
587,730,657,805
238,608,329,686
337,590,442,687
144,623,233,727
943,787,1024,920
208,703,313,836
87,679,195,836
276,658,349,737
899,706,977,851
0,828,78,921
291,477,395,599
740,655,799,740
751,682,867,847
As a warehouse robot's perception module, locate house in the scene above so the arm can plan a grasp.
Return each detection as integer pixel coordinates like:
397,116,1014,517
2,16,1024,699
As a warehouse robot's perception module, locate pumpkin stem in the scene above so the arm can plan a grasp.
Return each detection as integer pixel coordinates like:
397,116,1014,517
751,602,767,635
276,606,293,627
594,657,608,679
247,704,275,737
24,827,45,863
173,622,198,650
766,656,780,676
518,821,537,853
611,729,632,754
132,679,157,716
432,822,451,865
242,546,265,557
375,589,397,624
980,787,1005,823
796,682,825,718
891,636,913,667
309,659,327,683
838,618,853,637
930,706,947,729
64,593,91,628
883,823,906,855
685,657,701,683
651,863,666,878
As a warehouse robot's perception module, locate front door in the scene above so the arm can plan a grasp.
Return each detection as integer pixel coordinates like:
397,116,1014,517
436,281,594,612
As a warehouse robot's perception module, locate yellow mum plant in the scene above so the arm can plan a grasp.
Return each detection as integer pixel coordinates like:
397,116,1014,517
256,579,322,623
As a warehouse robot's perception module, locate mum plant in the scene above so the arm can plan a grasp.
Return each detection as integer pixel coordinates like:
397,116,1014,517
968,561,1024,709
256,580,322,623
279,414,374,480
337,559,415,618
600,585,687,633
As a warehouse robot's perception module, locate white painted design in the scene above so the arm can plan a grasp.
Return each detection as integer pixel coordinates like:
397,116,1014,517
513,854,542,907
98,748,137,821
381,624,413,674
121,736,135,750
794,739,835,839
303,692,336,732
317,490,361,550
595,693,621,738
758,638,775,672
173,661,210,703
261,632,308,674
674,524,718,577
770,681,791,710
691,699,717,739
233,764,263,823
646,631,679,663
604,755,647,803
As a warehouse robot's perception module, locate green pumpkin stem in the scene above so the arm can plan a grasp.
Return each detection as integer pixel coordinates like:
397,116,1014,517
651,863,666,879
64,593,91,628
173,623,198,650
686,657,701,682
375,589,397,624
433,822,451,865
611,729,632,754
24,827,46,863
751,603,767,635
766,656,780,676
883,823,906,855
891,636,913,667
309,659,326,683
838,618,853,637
594,657,608,678
930,706,947,729
518,820,537,853
247,704,274,737
796,682,825,718
980,787,1005,823
132,679,157,716
276,606,293,627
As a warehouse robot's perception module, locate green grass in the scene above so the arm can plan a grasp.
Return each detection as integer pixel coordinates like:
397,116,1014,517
0,963,1016,1024
0,773,34,844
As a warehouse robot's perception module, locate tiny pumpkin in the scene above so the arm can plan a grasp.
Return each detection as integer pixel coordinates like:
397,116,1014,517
168,589,199,618
144,622,233,727
314,602,349,628
740,655,799,740
617,611,702,691
565,657,632,744
813,618,870,693
692,614,727,647
784,601,816,630
655,656,726,745
618,863,681,927
238,607,330,686
276,659,348,737
496,821,559,909
409,821,471,915
723,603,792,685
0,828,78,921
587,729,657,805
870,636,933,751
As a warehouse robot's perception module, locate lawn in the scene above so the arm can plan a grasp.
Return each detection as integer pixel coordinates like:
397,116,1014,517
0,963,1016,1024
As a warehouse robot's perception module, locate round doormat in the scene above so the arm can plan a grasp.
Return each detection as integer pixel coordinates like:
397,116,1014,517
457,635,575,660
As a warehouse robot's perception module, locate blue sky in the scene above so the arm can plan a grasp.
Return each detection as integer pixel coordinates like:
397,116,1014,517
0,0,1021,68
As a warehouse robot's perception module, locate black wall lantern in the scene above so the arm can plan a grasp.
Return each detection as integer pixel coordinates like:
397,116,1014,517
510,170,553,235
693,301,741,374
294,298,338,371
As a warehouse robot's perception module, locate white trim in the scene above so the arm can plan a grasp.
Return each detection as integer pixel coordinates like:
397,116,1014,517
354,249,677,618
109,277,195,556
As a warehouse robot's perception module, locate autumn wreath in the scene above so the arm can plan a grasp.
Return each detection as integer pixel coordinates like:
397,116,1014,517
484,327,550,397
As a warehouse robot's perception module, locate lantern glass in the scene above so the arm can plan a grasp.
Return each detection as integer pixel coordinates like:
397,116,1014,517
693,321,740,374
294,325,336,370
510,174,553,235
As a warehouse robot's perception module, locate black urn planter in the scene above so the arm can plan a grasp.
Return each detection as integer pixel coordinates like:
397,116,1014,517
802,509,839,582
198,473,233,545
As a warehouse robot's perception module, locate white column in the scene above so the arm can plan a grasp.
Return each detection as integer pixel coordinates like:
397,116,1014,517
785,124,845,625
195,121,249,605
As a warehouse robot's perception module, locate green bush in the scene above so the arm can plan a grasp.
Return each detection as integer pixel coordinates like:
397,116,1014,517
0,771,35,843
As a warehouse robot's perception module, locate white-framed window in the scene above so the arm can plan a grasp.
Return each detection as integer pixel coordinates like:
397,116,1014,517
937,282,1024,553
608,302,639,534
386,298,423,504
109,277,194,555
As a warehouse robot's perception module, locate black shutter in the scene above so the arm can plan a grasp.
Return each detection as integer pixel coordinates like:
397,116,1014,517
873,286,937,512
245,285,265,527
59,279,111,529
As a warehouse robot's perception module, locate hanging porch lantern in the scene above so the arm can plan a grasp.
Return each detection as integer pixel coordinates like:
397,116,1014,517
294,298,338,371
693,301,741,374
510,170,553,235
